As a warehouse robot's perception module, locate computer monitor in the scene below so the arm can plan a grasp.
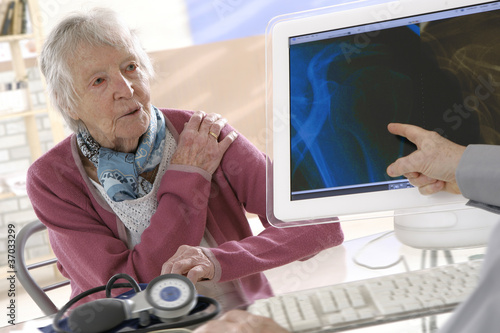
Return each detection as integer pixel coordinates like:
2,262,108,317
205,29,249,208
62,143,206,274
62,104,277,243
266,0,500,247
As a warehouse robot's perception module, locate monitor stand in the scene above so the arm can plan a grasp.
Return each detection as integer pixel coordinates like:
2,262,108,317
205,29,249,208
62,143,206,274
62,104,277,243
393,206,499,250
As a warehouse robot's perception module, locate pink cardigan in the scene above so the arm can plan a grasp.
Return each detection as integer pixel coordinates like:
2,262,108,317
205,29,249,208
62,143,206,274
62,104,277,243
27,108,344,305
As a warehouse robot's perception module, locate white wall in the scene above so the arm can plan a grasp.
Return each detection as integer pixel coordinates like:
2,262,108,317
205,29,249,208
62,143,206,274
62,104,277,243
37,0,193,52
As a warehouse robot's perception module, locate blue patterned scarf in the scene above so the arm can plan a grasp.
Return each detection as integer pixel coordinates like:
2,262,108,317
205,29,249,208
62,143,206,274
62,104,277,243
77,106,166,202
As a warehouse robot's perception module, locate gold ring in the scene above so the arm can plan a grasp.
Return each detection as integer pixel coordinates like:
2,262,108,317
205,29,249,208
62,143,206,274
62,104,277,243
209,131,218,139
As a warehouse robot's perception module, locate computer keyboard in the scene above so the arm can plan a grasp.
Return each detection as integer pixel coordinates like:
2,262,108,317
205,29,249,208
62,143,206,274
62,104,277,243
248,260,483,332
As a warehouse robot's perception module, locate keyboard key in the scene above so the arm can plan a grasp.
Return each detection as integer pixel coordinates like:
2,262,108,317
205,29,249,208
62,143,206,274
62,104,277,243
268,298,291,331
340,308,359,321
281,295,321,331
317,290,337,313
332,289,350,309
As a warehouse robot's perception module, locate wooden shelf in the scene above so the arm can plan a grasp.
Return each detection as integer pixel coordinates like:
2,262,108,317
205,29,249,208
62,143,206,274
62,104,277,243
0,192,15,200
0,33,34,42
0,107,46,120
0,0,66,162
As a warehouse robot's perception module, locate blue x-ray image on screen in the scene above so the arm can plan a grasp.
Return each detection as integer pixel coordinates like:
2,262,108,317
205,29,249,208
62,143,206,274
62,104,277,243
289,11,500,200
290,26,424,196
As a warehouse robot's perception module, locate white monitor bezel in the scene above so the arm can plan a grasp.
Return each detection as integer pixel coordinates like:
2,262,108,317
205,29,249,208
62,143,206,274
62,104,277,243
267,0,496,225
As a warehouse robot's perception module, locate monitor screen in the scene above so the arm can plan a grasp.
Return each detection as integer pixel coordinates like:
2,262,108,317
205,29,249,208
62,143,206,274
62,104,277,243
268,0,500,224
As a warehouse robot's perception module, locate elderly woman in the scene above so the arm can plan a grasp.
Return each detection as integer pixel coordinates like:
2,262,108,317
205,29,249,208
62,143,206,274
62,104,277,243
27,8,343,310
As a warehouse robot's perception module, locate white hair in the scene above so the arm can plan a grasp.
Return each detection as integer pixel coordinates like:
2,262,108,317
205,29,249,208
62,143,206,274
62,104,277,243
39,8,155,132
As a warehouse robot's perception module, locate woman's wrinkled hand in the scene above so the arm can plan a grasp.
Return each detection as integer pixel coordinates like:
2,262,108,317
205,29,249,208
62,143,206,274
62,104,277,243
161,245,215,285
386,123,466,195
170,111,238,175
192,309,290,333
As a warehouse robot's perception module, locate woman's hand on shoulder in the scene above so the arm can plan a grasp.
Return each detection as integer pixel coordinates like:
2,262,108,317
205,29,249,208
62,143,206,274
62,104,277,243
171,111,238,175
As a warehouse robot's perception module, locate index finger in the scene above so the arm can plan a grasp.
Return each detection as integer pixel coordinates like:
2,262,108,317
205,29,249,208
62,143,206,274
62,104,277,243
184,111,206,132
387,123,429,147
161,261,173,275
